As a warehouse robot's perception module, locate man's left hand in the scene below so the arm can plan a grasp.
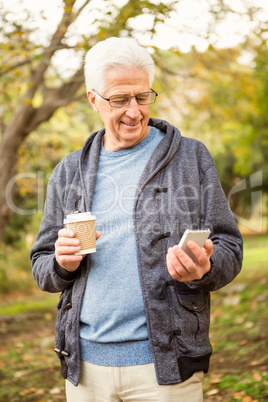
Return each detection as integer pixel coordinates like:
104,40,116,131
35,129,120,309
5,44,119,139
166,239,213,282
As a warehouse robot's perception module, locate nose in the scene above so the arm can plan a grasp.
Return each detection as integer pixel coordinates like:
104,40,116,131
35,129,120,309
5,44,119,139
125,97,141,119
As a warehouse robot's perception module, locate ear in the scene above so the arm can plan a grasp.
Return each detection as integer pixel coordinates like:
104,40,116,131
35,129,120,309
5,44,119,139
87,91,99,112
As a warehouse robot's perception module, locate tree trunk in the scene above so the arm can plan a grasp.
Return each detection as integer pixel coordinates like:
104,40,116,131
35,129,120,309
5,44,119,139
0,62,85,243
0,100,37,242
0,0,87,243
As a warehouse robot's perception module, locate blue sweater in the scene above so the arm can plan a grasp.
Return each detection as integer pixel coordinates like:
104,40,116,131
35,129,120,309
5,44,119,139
80,126,164,366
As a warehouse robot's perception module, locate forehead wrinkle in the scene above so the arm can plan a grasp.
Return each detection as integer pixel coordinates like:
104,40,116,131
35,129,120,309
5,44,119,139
103,69,150,97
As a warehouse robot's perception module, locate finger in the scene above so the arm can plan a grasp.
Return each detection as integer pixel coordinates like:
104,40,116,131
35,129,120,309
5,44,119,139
167,247,195,279
172,245,207,280
56,255,83,271
168,246,186,270
185,241,202,262
167,247,204,282
56,237,80,247
57,254,83,263
167,253,195,282
56,246,81,256
166,253,183,281
55,237,80,254
186,241,211,269
58,228,75,238
96,230,102,240
172,245,196,272
197,254,209,268
203,239,214,258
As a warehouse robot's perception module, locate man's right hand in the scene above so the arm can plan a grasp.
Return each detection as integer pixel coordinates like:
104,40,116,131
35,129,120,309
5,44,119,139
55,229,101,272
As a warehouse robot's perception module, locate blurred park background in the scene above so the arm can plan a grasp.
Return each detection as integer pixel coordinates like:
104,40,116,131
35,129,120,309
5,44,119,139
0,0,267,401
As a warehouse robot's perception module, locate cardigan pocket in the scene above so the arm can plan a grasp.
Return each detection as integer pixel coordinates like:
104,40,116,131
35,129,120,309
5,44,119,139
172,292,211,354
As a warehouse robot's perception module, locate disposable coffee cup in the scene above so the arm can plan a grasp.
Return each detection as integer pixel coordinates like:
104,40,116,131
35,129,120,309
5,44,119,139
64,212,96,255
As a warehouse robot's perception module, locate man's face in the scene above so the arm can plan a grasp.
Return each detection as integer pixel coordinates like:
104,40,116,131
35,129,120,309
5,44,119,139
88,69,151,151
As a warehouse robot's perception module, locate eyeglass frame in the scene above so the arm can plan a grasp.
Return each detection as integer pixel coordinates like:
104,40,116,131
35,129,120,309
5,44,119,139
92,88,158,108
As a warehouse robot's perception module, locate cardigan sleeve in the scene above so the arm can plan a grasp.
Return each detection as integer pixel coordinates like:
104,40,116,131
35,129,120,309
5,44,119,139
186,163,243,292
30,167,81,293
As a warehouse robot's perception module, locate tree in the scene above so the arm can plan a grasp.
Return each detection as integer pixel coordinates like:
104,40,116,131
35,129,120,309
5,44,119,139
0,0,178,243
176,34,268,228
0,0,266,242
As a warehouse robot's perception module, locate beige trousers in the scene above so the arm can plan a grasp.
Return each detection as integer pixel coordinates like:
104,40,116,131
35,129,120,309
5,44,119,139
66,361,204,402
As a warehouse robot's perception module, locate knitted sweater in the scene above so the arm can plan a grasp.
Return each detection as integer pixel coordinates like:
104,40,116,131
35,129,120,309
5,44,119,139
80,127,164,366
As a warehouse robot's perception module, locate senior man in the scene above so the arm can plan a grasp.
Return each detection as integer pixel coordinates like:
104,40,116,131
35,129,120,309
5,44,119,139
31,37,243,401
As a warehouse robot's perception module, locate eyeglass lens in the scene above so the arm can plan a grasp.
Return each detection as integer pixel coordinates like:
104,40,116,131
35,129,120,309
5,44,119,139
109,92,156,107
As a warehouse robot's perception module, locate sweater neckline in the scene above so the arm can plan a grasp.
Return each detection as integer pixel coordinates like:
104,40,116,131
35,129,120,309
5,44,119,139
100,126,156,158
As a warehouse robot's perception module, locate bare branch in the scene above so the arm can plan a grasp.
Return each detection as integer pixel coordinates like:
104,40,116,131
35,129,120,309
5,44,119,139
24,67,85,133
0,57,32,77
0,116,6,138
76,0,92,15
45,3,76,59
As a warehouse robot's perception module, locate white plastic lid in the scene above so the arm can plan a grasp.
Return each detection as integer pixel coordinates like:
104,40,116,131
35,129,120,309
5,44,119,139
64,212,96,224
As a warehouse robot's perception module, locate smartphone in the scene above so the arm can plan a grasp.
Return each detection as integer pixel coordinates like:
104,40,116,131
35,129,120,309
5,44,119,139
178,229,211,261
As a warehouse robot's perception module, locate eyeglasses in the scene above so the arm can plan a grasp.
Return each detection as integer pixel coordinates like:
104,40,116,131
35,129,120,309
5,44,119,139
93,88,158,108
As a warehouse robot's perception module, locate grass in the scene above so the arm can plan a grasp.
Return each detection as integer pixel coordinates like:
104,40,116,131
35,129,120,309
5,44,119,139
202,234,268,401
0,234,267,401
0,292,58,316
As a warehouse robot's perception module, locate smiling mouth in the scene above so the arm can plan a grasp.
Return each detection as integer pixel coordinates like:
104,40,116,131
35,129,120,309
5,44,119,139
122,121,140,127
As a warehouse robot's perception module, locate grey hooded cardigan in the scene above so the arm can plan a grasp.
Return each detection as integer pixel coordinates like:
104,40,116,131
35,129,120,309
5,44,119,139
31,118,243,386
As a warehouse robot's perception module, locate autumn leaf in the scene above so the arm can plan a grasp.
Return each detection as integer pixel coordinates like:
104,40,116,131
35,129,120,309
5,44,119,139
206,388,220,396
252,371,262,381
19,387,37,396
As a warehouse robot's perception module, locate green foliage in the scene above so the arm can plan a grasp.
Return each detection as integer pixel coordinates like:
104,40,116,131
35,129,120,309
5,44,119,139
1,0,268,249
170,38,268,229
0,243,35,294
0,266,11,294
180,41,268,193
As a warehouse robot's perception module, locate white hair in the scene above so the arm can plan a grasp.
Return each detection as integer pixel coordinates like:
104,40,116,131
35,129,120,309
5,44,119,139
84,37,155,94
